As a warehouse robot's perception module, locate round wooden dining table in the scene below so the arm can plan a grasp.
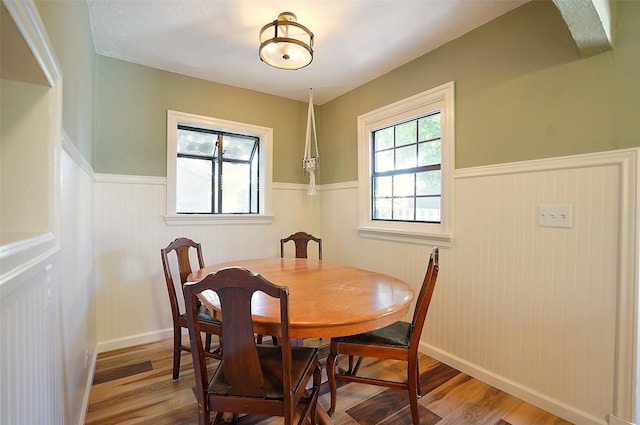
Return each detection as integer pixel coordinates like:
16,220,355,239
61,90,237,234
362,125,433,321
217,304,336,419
188,258,414,425
188,257,415,340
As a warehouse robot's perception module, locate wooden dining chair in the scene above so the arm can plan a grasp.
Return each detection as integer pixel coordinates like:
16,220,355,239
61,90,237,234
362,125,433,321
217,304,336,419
326,246,440,425
183,267,322,425
161,237,222,380
265,231,322,345
280,231,322,259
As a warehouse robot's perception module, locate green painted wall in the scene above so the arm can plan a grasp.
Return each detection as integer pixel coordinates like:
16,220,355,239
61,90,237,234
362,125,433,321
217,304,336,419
94,57,309,181
317,0,640,183
81,0,638,183
36,0,95,163
613,0,640,151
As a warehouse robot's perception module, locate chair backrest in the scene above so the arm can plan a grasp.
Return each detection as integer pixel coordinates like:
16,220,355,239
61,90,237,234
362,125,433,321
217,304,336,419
161,237,206,319
409,247,439,352
280,231,322,259
183,267,292,402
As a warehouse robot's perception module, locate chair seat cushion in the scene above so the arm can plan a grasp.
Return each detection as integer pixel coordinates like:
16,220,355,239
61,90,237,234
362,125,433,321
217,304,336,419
333,321,411,348
178,305,222,326
209,346,318,399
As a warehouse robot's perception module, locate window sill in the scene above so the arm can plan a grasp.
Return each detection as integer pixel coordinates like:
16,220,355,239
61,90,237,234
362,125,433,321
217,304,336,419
358,226,452,247
164,214,274,226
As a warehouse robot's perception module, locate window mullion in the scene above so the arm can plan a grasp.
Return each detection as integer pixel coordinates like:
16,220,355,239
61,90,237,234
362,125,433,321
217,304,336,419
211,137,217,213
392,126,397,221
415,123,419,221
216,134,223,213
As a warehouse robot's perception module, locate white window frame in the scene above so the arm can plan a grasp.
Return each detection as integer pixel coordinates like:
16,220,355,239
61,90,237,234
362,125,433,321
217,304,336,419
357,82,454,244
165,110,273,225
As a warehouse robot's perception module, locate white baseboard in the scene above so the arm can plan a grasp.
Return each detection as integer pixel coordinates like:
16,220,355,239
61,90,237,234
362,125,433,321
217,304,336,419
97,328,174,353
78,346,98,425
608,413,635,425
421,343,608,425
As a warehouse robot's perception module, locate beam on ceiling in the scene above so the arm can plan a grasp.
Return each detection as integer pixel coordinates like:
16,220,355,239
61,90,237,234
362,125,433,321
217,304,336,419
552,0,613,58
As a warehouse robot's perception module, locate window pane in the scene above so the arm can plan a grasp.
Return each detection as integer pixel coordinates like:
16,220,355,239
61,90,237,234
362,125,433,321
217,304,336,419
369,104,445,224
393,174,414,197
251,154,259,213
416,196,441,222
177,128,215,156
395,145,417,170
222,162,250,213
393,197,414,220
418,113,441,141
416,170,441,196
396,121,416,147
418,140,441,167
375,150,394,172
223,135,257,161
177,157,211,213
374,175,392,197
373,198,392,219
374,127,394,151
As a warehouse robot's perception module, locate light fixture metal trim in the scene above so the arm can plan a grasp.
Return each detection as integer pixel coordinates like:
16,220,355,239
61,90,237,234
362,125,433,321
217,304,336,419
259,12,314,70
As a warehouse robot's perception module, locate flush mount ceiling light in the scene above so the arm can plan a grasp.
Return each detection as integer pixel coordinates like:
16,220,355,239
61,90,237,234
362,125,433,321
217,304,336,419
259,12,314,70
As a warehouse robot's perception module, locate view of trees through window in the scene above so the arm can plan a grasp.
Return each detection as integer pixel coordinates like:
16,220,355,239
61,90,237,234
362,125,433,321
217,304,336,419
372,112,441,223
176,125,259,214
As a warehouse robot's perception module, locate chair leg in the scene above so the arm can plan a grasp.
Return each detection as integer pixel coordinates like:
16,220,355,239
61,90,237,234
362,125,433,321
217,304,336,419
352,356,364,375
326,350,338,416
408,356,420,425
212,412,223,424
311,362,322,425
172,327,181,380
205,410,220,425
204,333,212,353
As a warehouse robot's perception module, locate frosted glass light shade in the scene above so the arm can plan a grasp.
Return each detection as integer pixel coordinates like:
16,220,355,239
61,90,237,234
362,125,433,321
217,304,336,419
259,12,314,70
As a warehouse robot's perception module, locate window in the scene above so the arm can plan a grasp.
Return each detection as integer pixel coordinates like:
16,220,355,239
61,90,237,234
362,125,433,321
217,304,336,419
358,82,454,243
166,110,273,225
177,126,259,214
372,113,442,223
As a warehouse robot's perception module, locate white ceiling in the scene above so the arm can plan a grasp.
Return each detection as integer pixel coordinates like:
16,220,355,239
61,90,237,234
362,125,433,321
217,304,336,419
88,0,530,104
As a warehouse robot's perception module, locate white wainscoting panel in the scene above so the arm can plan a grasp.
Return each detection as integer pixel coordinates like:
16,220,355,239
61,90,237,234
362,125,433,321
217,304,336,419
0,259,65,425
319,150,638,425
93,177,321,351
0,141,95,425
440,162,619,424
60,141,96,425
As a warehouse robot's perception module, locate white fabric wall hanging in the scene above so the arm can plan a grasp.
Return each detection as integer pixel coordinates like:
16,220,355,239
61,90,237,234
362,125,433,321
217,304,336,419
303,88,319,196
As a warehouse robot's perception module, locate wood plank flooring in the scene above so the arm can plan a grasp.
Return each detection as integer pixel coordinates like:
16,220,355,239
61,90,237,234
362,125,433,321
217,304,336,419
85,337,573,425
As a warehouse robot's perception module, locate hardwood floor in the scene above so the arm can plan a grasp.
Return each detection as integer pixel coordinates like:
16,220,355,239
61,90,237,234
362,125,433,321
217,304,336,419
85,337,572,425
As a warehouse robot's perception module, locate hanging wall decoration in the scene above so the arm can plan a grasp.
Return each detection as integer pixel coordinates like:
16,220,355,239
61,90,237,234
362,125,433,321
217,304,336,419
303,88,319,196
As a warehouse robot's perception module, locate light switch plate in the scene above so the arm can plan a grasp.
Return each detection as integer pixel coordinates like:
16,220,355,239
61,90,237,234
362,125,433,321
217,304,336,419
537,204,572,228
